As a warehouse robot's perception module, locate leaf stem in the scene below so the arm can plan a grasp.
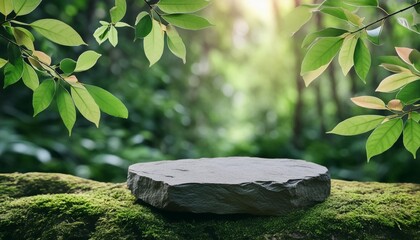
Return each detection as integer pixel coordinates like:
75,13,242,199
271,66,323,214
351,2,420,34
143,0,162,19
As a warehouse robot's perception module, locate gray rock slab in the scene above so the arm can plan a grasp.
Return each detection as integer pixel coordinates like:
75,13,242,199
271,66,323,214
127,157,330,215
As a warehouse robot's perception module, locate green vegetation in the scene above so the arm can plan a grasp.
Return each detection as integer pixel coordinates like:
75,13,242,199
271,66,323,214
0,173,419,239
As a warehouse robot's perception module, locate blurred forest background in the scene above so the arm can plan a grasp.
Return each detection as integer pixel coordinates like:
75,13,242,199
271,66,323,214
1,0,419,183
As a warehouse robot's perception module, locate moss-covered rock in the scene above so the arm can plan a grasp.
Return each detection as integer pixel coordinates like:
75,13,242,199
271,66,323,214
0,172,419,240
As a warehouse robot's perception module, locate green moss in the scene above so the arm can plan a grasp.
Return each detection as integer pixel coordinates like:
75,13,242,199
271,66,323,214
0,173,419,240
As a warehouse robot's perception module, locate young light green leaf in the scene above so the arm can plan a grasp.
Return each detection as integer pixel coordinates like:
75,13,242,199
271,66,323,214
321,7,363,26
0,58,7,68
379,64,410,73
376,72,420,93
13,27,35,51
302,63,330,86
0,0,14,16
351,96,386,110
395,47,413,65
366,118,403,161
135,12,152,39
342,0,378,7
93,25,109,44
166,25,186,63
144,20,164,66
22,62,39,91
85,84,128,118
157,0,210,14
366,25,383,45
13,0,42,16
301,28,347,49
60,58,76,74
108,25,118,47
404,118,420,158
301,37,343,74
110,0,127,23
283,5,313,36
30,19,86,46
338,34,358,75
354,38,371,82
33,79,56,116
56,86,76,135
328,115,385,136
114,22,131,28
71,84,100,127
3,62,24,88
396,81,420,104
379,56,409,68
162,14,213,30
74,50,101,72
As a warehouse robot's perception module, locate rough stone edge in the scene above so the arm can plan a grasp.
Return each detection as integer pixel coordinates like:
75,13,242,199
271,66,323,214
1,172,419,240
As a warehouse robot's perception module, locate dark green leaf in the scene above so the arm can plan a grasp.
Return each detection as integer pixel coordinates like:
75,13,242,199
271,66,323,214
366,118,403,161
135,12,152,39
60,58,76,74
56,86,76,135
366,25,383,45
162,14,213,30
158,0,210,14
354,38,371,82
3,62,24,88
30,19,86,46
85,84,128,118
409,49,420,71
33,79,56,116
397,81,420,104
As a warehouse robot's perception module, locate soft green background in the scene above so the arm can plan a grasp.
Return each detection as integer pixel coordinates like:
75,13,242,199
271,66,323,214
1,0,419,183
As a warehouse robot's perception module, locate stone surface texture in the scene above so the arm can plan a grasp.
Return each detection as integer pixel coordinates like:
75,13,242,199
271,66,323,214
127,157,330,215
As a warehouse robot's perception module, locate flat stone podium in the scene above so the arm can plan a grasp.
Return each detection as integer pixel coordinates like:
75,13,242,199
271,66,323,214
127,157,330,215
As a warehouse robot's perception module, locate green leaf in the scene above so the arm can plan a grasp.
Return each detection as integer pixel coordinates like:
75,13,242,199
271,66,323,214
411,112,420,122
144,20,164,67
379,56,409,68
301,28,347,49
30,19,86,46
162,14,213,30
397,17,420,34
74,50,101,72
0,58,7,68
366,118,403,161
60,58,76,74
56,86,76,136
338,34,358,75
114,22,131,28
3,62,24,88
351,96,386,110
283,5,313,36
71,84,100,127
342,0,378,7
301,37,343,74
0,0,14,16
302,63,329,86
33,79,56,116
93,25,109,45
8,42,22,66
376,72,420,93
13,0,42,16
397,81,420,104
22,62,39,91
354,38,371,82
110,0,127,23
366,25,383,45
166,25,186,63
135,12,152,39
320,7,363,26
157,0,210,14
85,84,128,118
328,115,385,136
379,64,410,73
403,118,420,158
13,27,35,51
108,25,118,47
409,49,420,71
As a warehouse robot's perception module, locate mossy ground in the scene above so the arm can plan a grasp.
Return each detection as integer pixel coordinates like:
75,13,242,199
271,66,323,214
0,173,419,240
